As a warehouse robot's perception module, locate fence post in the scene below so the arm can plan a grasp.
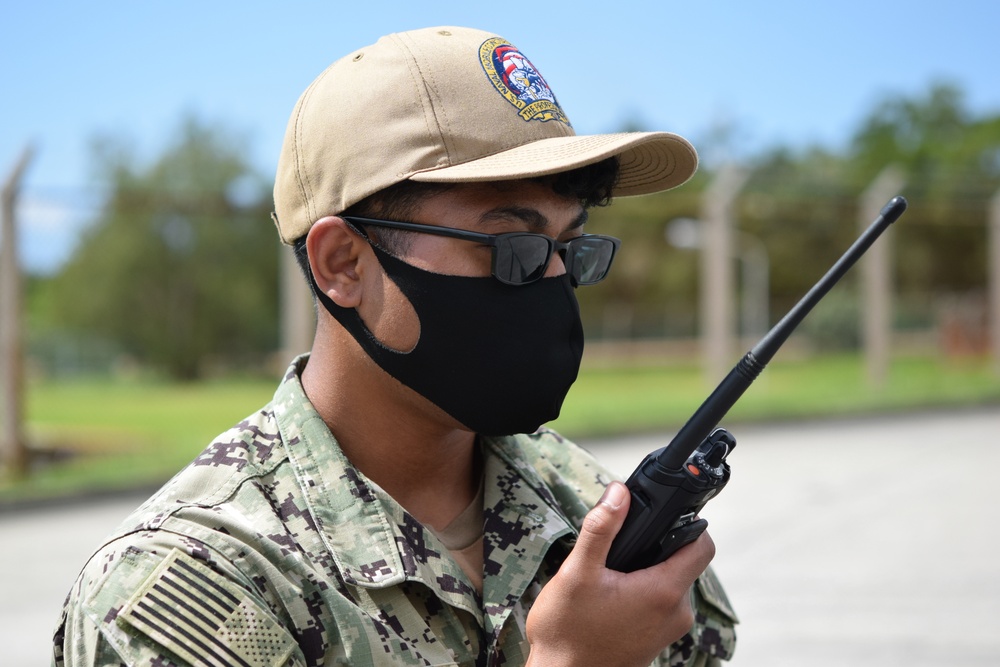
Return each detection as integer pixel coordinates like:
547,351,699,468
700,164,748,384
279,245,315,369
859,166,905,388
990,190,1000,376
1,146,34,477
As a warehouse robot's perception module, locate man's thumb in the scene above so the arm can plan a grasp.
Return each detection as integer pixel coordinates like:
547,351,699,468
572,481,631,566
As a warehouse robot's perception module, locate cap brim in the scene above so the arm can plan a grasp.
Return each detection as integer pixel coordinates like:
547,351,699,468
408,131,697,196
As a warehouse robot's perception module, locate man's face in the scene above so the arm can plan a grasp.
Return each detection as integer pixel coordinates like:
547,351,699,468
355,179,587,353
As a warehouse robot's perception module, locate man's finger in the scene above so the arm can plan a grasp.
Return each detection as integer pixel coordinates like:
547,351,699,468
649,531,717,590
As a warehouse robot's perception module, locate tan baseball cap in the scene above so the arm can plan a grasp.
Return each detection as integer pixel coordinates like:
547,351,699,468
272,26,698,244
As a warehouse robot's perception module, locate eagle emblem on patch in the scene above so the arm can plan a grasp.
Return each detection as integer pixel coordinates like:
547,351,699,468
479,37,570,124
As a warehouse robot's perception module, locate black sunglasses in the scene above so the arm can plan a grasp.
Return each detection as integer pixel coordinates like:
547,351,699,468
343,216,621,287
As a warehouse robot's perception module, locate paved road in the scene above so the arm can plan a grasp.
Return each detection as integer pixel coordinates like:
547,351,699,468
2,407,998,666
586,407,1000,666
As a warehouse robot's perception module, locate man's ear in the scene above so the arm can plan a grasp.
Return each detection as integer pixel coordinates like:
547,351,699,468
306,216,366,308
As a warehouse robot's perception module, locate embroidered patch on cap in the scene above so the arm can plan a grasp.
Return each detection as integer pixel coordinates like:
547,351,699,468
118,549,295,667
479,37,569,124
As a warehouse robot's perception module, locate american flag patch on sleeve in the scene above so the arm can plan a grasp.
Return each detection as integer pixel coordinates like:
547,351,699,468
118,549,296,667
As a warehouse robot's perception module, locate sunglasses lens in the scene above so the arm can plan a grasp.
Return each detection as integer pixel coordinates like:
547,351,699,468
492,234,619,285
494,235,554,284
569,237,618,285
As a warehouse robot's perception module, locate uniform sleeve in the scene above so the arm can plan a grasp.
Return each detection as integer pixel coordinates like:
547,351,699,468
53,536,308,667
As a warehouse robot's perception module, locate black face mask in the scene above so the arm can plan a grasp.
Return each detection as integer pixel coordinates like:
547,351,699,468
312,243,584,436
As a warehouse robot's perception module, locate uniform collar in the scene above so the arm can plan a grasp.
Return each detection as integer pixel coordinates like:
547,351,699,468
272,356,576,622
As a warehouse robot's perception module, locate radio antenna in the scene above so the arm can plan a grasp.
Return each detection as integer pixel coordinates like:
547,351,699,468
656,196,908,469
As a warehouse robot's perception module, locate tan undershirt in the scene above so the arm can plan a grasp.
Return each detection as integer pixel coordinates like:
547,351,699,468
430,480,485,595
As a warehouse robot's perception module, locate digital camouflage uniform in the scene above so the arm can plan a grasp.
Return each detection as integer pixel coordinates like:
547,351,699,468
53,357,737,666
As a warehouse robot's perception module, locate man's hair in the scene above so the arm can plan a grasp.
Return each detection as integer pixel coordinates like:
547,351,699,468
291,156,620,281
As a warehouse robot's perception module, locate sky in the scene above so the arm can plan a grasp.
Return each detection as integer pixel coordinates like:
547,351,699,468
4,0,999,273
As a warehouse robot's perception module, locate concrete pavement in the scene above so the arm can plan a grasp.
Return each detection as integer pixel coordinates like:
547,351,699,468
2,407,998,666
586,406,1000,666
1,491,152,666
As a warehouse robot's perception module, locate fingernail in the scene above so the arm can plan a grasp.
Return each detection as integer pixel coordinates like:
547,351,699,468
600,482,627,510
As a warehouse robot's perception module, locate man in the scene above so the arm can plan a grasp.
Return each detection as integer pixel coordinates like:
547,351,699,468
53,26,737,666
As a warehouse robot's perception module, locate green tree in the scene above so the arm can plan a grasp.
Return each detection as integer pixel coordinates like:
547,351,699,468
583,178,704,339
849,82,1000,294
48,117,279,379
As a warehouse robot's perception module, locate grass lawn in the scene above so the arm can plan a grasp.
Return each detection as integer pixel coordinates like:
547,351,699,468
2,352,998,503
551,352,1000,437
3,378,277,502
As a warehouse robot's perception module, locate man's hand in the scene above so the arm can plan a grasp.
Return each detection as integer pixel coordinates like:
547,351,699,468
525,481,715,667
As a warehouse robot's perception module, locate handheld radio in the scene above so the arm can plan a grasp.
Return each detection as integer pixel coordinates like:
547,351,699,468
606,196,908,572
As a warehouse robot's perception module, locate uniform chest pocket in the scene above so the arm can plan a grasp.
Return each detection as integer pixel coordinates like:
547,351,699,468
343,585,482,667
